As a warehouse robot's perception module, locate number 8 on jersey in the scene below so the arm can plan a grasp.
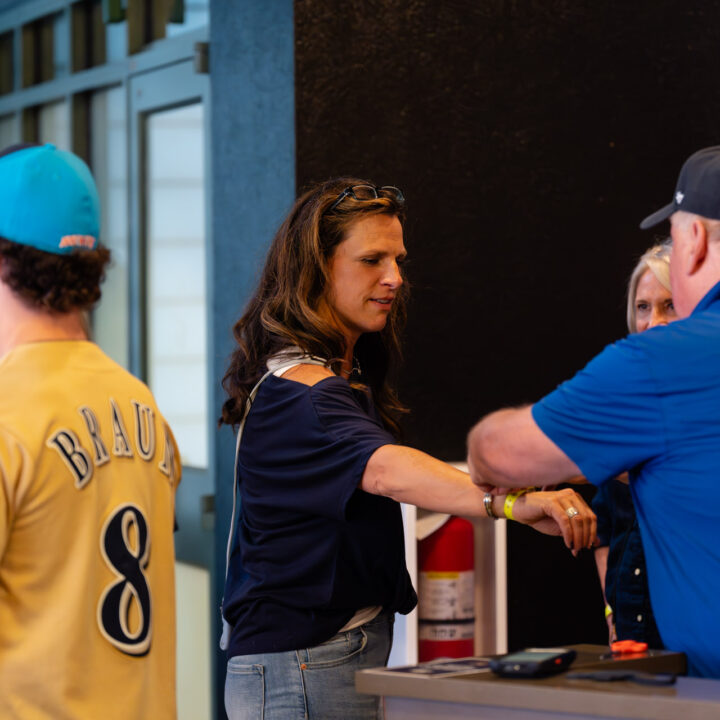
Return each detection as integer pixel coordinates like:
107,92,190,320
97,504,152,656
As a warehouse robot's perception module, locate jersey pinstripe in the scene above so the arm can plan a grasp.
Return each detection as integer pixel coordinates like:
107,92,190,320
0,341,181,720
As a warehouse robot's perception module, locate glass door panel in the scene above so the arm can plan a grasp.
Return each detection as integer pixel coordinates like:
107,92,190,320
145,102,208,469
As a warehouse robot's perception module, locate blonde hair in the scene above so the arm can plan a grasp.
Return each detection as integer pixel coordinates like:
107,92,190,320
626,241,672,333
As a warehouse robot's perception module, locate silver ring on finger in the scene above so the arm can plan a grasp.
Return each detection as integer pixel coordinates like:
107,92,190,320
565,506,580,519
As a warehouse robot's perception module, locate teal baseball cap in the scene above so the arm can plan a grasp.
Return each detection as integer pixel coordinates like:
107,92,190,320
0,143,100,254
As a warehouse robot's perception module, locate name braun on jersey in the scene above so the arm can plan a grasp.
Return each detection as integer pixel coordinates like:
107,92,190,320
46,398,178,488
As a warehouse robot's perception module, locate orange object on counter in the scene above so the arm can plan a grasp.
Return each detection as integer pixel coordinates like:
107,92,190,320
611,640,648,654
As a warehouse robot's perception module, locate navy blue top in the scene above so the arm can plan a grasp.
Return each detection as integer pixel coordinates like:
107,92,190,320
532,281,720,677
223,373,417,657
592,480,663,648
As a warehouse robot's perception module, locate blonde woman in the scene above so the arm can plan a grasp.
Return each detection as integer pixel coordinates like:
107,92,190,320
593,241,676,647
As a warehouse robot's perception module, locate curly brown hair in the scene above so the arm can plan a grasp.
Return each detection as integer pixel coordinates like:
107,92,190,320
220,177,409,436
0,237,111,313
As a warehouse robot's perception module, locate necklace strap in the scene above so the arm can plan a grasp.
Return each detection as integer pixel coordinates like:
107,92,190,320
219,353,327,650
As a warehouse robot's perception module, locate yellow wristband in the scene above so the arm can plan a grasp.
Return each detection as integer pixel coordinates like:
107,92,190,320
503,489,529,521
605,604,613,619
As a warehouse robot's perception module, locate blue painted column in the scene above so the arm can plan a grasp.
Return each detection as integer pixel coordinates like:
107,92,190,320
209,1,295,715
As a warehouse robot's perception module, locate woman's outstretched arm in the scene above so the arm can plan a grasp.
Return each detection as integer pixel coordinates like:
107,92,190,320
363,444,596,554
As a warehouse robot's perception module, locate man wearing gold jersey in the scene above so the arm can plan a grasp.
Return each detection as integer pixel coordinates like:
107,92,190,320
0,143,181,719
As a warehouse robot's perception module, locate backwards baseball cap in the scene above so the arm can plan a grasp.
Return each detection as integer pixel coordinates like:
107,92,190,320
640,146,720,229
0,143,100,254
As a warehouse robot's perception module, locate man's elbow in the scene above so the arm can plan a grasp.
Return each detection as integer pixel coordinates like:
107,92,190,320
467,418,488,467
468,408,529,486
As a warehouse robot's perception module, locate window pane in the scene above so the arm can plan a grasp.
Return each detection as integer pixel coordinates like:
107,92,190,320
53,10,69,78
146,103,207,469
90,86,128,369
38,99,70,149
166,0,209,38
0,31,13,95
106,20,127,62
0,114,19,147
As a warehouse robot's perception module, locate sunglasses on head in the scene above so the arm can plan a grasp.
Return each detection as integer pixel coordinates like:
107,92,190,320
327,184,405,213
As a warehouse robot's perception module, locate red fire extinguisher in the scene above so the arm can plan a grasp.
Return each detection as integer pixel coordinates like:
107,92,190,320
417,516,475,662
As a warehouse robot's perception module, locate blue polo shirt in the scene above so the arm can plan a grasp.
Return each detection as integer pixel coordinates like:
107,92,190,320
532,281,720,677
223,374,417,657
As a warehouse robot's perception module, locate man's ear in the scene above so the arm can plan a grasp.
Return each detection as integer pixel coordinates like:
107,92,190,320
686,218,709,276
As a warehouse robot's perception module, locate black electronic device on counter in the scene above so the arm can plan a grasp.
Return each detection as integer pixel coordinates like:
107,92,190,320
489,647,577,678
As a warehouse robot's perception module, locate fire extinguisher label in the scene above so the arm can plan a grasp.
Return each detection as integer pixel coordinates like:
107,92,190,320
418,622,475,641
417,570,474,620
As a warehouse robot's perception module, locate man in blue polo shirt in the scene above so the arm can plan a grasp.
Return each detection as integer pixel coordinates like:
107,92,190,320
467,146,720,678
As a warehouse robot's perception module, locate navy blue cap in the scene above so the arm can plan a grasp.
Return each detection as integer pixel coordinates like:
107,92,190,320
640,146,720,229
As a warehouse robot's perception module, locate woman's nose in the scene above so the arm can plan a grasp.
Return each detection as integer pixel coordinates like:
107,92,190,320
648,307,669,328
382,262,403,288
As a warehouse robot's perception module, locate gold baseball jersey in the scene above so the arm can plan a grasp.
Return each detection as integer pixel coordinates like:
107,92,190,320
0,341,181,719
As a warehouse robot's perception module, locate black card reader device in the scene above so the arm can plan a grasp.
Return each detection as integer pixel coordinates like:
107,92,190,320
489,647,577,678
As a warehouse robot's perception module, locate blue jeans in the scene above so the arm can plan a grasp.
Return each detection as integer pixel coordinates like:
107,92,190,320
225,611,394,720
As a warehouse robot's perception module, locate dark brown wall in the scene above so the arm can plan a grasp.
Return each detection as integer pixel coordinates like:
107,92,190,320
294,0,720,649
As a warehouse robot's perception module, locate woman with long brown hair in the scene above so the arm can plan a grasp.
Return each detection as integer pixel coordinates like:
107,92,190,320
220,177,596,720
